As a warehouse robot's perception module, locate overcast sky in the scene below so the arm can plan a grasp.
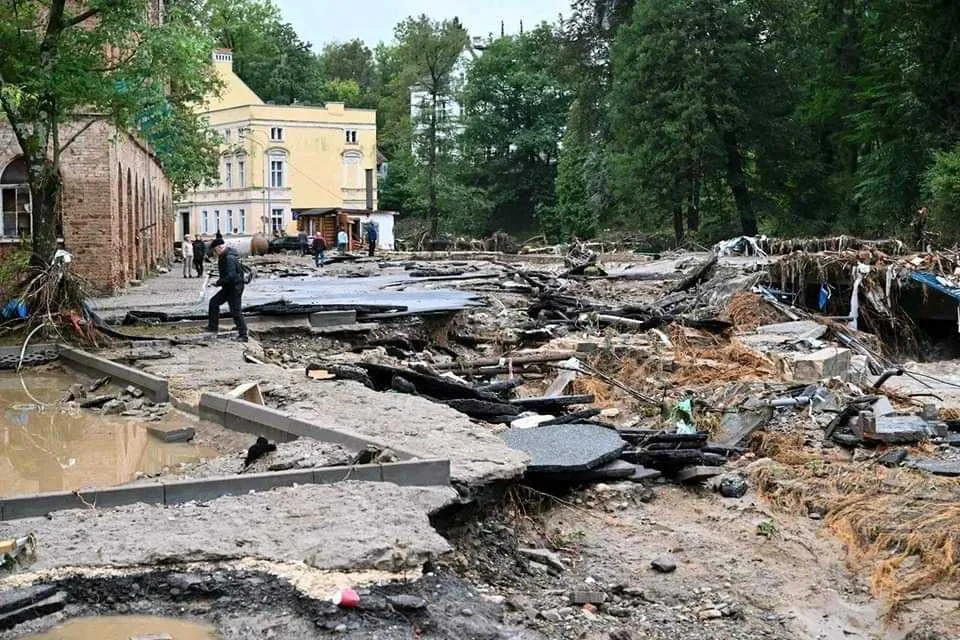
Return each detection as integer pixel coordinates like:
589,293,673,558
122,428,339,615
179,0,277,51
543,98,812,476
273,0,570,49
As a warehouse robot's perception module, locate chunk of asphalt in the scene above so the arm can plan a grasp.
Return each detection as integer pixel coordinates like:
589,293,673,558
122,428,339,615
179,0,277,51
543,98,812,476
651,557,677,573
386,594,427,611
501,424,627,473
518,548,566,572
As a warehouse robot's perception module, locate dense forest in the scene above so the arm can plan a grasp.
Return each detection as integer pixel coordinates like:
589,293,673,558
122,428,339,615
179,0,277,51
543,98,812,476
209,0,960,245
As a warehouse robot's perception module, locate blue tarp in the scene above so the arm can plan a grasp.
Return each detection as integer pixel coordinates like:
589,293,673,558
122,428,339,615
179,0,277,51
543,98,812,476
910,271,960,302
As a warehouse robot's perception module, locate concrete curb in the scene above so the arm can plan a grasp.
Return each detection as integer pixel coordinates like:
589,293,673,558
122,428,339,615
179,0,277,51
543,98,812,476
0,459,451,521
199,392,422,460
57,345,169,402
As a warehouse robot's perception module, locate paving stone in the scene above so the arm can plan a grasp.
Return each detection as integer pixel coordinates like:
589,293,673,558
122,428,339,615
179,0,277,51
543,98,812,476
787,347,852,383
651,557,677,573
501,424,627,473
568,590,607,605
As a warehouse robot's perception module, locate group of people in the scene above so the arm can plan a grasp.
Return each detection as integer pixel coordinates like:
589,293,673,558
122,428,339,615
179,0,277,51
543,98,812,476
297,222,379,267
180,233,218,278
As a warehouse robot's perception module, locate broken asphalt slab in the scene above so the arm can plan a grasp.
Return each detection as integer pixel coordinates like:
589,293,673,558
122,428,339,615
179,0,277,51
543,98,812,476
501,424,627,474
0,483,455,573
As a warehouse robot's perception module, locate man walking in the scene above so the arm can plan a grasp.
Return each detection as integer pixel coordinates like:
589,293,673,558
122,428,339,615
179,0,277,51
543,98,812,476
205,238,248,342
192,235,206,277
182,234,193,278
365,220,378,257
312,231,326,267
298,229,309,256
337,228,348,254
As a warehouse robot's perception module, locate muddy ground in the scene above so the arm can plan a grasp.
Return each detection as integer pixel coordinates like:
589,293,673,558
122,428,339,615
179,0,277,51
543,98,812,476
3,250,960,639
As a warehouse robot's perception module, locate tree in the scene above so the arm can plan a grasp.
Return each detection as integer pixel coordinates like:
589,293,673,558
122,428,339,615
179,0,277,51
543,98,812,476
606,0,790,241
394,15,468,238
460,25,572,235
207,0,324,105
318,40,374,97
0,0,220,260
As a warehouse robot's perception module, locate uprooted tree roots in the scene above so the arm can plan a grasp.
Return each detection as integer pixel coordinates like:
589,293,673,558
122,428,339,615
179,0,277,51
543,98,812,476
0,259,98,345
750,433,960,611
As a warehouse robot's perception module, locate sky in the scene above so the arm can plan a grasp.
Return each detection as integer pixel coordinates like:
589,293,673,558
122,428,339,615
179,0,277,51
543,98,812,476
272,0,570,49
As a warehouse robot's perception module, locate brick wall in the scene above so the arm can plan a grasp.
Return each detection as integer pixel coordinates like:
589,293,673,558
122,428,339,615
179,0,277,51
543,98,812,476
0,120,173,293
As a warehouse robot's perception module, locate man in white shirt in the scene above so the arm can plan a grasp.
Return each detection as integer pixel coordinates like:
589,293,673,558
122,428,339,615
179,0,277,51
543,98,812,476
181,234,193,278
337,229,348,254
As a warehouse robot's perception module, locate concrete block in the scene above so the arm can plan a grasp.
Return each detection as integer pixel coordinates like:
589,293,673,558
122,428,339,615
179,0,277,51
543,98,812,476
380,459,451,487
787,347,852,383
222,398,297,442
1,485,164,520
58,345,168,402
284,416,418,458
162,469,316,505
676,466,723,483
146,425,195,443
198,392,230,424
313,464,383,484
246,316,311,332
309,310,357,327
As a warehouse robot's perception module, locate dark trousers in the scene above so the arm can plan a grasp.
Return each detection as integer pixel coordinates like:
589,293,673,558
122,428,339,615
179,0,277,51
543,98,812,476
207,286,247,337
194,258,204,277
367,241,376,257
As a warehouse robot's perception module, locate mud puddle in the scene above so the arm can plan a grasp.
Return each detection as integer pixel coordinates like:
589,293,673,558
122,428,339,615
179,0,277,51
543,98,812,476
0,371,214,497
19,615,219,639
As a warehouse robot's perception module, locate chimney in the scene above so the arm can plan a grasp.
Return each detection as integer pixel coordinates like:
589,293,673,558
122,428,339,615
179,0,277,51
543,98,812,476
212,48,233,68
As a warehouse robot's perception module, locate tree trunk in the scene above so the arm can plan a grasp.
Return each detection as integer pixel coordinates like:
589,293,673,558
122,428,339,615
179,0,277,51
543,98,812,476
686,166,701,233
428,91,439,239
29,157,61,262
672,205,684,246
723,131,758,237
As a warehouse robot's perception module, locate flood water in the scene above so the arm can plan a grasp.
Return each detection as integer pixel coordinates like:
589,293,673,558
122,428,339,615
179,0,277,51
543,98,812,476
19,615,220,639
0,371,214,497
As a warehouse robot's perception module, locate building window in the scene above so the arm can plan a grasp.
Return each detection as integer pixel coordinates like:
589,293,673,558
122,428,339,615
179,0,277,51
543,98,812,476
214,209,221,232
239,208,246,233
201,210,209,234
271,208,284,233
0,157,31,238
224,129,231,143
270,127,284,141
345,129,358,144
270,157,285,188
238,159,245,187
224,160,232,188
226,209,234,232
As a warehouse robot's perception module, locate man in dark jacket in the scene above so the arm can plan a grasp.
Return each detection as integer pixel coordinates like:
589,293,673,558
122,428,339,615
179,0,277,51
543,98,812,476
192,235,206,277
312,232,326,267
365,220,378,257
205,238,248,342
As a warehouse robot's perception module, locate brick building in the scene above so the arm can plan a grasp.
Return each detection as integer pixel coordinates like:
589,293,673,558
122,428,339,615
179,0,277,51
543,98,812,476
0,0,173,293
0,122,173,292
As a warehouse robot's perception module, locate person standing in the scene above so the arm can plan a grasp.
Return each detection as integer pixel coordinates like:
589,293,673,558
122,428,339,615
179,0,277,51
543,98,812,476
192,235,206,277
181,234,193,278
313,231,326,267
298,229,309,256
337,228,348,254
365,220,378,257
205,238,248,342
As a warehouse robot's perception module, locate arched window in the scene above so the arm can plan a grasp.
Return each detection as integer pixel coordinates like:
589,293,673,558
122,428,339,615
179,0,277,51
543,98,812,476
267,149,287,188
1,157,31,238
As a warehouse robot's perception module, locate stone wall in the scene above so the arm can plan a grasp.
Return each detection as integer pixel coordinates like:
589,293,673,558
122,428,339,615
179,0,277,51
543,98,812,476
0,120,174,292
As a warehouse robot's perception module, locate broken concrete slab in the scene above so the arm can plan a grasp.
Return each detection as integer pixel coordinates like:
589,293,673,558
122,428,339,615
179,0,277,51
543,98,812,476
0,591,66,631
501,424,627,473
755,320,827,340
628,467,662,483
309,309,357,327
877,448,908,467
0,483,455,573
676,466,724,483
861,413,944,444
785,347,852,383
518,548,566,572
146,425,196,443
904,459,960,477
870,396,896,417
716,407,773,447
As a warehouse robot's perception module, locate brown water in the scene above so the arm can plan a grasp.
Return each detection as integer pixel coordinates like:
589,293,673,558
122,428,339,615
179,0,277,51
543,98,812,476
0,371,214,497
19,615,220,639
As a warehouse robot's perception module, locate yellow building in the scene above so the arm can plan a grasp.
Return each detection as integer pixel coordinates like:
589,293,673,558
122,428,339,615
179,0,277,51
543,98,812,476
176,49,395,247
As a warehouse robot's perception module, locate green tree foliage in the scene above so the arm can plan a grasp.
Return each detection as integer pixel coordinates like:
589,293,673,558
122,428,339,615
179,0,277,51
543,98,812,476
460,25,572,236
207,0,323,104
393,16,468,237
0,0,220,260
607,0,791,241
